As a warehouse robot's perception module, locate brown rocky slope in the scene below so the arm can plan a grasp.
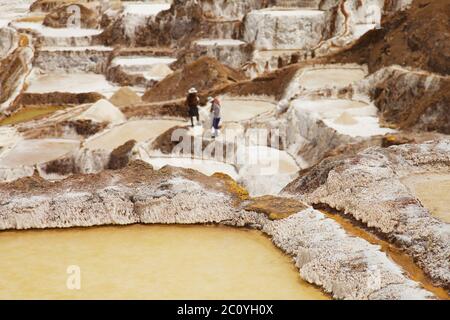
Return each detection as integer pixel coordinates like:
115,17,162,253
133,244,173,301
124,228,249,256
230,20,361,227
142,57,247,102
332,0,450,75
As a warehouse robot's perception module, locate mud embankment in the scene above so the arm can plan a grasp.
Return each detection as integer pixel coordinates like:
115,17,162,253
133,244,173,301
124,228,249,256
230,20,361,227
283,140,450,290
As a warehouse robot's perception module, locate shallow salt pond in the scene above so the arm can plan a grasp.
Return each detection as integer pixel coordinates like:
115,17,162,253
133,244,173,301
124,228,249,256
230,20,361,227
123,2,171,16
111,56,176,80
111,56,176,67
220,99,276,122
0,105,65,126
85,119,184,151
0,139,80,167
402,174,450,223
0,225,328,300
236,146,300,196
299,68,366,90
26,73,119,98
237,146,299,175
11,22,103,38
195,39,246,46
292,99,396,138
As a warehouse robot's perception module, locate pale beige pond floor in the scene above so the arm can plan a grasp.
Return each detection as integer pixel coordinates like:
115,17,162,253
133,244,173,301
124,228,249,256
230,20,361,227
0,224,328,300
402,174,450,223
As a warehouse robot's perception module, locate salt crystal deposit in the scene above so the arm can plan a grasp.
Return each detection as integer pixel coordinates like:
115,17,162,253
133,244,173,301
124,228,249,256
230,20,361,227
0,0,448,300
76,99,126,125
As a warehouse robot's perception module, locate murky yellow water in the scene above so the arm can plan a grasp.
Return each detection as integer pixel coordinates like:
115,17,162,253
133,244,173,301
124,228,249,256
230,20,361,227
402,174,450,224
0,225,328,300
0,106,64,126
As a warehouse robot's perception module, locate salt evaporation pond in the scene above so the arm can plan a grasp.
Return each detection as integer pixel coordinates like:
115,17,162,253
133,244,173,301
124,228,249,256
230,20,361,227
0,0,34,27
26,73,119,98
402,174,450,224
85,119,184,151
236,146,300,196
111,56,176,67
298,67,367,90
0,225,328,300
220,99,276,122
111,56,176,80
123,2,171,16
292,99,396,137
0,139,79,167
195,39,246,46
10,22,103,38
40,46,113,52
237,146,299,175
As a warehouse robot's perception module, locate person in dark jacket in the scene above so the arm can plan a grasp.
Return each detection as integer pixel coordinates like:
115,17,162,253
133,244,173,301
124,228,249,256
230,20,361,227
186,87,200,127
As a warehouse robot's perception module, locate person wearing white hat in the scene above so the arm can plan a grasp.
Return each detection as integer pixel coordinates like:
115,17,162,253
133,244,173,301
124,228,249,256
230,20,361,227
186,87,200,127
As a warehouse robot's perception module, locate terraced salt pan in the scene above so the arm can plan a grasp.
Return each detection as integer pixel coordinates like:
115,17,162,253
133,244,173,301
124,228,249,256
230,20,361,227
123,3,171,16
143,157,239,180
237,146,300,196
244,9,326,50
0,127,22,149
220,99,276,122
0,0,33,27
11,22,102,37
0,139,80,167
26,73,119,98
85,119,184,151
193,39,250,70
112,56,176,67
237,146,299,175
111,56,176,80
402,174,450,224
41,46,113,52
292,99,395,138
194,39,247,46
298,67,367,90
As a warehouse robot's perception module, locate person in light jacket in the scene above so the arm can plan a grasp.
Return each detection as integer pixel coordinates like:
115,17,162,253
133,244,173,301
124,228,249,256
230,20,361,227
209,97,221,138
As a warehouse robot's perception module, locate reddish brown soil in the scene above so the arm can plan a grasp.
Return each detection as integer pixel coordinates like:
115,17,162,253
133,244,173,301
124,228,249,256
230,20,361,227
142,57,247,102
211,64,301,100
107,140,137,170
43,157,76,176
373,75,450,134
331,0,450,75
244,196,307,220
30,0,73,12
105,65,153,89
120,99,188,119
0,47,29,105
13,92,104,107
61,119,108,137
109,87,142,108
150,125,188,154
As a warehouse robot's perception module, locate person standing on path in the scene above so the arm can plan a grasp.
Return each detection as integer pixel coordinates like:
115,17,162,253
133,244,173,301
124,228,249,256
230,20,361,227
209,97,221,138
186,87,200,127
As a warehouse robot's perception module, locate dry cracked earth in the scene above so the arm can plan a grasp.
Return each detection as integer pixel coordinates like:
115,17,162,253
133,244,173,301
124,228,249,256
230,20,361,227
0,0,448,300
